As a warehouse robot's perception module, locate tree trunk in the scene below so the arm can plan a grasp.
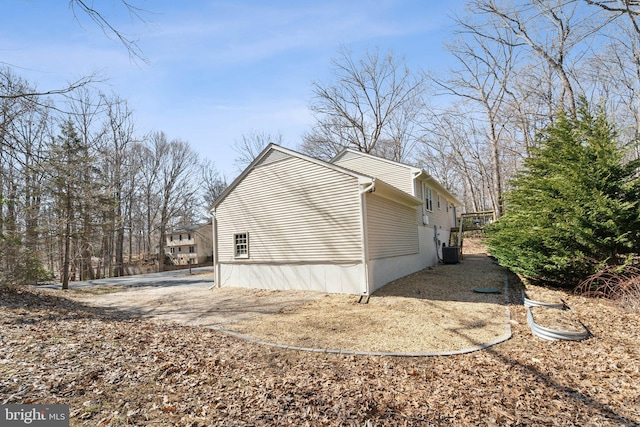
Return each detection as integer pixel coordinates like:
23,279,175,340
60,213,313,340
61,191,72,290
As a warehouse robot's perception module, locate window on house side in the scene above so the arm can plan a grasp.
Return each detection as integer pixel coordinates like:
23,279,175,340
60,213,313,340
188,233,191,240
179,234,182,241
437,193,441,209
170,235,173,242
424,185,433,212
234,233,249,258
189,246,194,253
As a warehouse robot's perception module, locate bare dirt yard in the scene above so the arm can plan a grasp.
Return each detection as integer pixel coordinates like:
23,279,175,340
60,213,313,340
65,250,511,355
2,240,639,426
221,255,510,355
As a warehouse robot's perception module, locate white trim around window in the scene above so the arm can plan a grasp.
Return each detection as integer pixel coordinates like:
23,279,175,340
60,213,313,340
424,184,433,212
234,232,249,258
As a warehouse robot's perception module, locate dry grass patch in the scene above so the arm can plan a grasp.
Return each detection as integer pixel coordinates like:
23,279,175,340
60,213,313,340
224,255,511,354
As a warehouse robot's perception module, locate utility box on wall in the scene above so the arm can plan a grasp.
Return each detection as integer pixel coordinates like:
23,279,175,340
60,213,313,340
442,246,460,264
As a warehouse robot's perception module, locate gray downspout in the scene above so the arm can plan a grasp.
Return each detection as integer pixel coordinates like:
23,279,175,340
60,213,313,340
359,182,373,295
212,208,220,288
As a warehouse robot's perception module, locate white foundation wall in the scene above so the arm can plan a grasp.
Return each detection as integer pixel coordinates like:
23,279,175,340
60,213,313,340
427,225,453,262
367,254,424,293
217,262,366,294
367,226,439,293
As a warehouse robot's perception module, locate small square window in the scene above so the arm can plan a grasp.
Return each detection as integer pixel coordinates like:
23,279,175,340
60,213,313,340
234,233,249,258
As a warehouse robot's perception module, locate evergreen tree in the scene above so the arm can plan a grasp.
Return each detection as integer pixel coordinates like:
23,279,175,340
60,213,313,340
487,100,640,287
46,120,102,289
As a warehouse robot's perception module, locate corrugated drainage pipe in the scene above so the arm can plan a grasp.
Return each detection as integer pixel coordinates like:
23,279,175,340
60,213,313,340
523,291,591,341
526,308,591,341
523,291,568,310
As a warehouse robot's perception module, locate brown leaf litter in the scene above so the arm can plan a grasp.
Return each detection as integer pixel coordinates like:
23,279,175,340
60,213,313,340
1,241,639,426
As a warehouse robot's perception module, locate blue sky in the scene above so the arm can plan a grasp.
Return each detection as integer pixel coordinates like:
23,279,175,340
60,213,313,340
1,0,468,179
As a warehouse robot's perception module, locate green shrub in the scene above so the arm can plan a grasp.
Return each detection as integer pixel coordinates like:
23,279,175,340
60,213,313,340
0,244,54,287
487,100,640,287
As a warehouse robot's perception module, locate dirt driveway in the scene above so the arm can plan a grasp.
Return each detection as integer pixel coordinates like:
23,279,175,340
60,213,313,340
69,278,325,328
69,248,514,355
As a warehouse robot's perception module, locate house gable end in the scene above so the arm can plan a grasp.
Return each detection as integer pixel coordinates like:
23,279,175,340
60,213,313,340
213,144,378,211
255,148,292,167
215,154,365,263
332,149,461,206
331,149,416,195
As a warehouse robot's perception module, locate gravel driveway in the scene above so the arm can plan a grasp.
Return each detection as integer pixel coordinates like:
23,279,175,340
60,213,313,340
68,278,325,328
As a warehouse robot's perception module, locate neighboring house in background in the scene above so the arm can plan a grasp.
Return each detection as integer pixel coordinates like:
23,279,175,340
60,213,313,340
211,144,460,295
165,222,213,265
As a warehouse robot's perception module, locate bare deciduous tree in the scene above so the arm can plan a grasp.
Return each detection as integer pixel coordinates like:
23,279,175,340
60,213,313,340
466,0,612,117
149,132,199,271
201,159,227,209
233,130,283,171
69,0,148,62
1,1,147,102
131,139,161,262
421,106,495,213
101,95,137,277
431,25,519,216
302,46,427,162
583,0,640,34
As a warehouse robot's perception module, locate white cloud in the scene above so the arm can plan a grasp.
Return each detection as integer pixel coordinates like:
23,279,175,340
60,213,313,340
142,1,436,68
1,0,468,180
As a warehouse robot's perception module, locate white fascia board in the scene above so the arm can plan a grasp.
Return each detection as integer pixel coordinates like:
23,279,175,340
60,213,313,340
331,148,419,172
369,178,424,207
413,169,462,206
358,176,374,186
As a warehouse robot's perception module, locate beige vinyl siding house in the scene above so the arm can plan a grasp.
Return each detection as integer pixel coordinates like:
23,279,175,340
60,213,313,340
332,149,415,194
366,193,419,259
165,222,213,265
212,144,424,295
216,155,363,263
332,149,460,274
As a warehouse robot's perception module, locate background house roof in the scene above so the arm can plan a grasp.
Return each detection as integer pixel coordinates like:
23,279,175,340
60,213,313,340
167,221,212,234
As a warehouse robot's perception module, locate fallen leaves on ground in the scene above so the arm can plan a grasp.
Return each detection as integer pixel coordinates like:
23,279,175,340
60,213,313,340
1,282,639,426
